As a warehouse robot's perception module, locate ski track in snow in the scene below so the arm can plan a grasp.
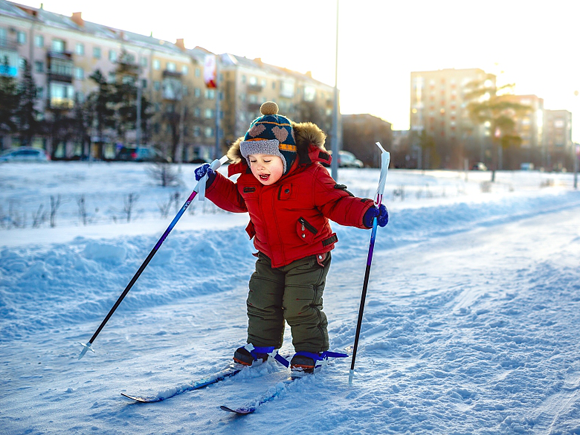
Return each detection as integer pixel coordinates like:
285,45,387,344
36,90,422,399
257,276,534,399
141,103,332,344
1,163,580,434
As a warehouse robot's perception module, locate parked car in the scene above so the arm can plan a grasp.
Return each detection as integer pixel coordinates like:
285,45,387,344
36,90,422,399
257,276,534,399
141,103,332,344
321,150,364,168
115,146,170,163
338,151,364,168
471,162,488,171
520,162,534,171
0,147,50,163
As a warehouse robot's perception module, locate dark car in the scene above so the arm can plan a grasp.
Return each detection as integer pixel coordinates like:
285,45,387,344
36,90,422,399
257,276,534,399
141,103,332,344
116,146,170,163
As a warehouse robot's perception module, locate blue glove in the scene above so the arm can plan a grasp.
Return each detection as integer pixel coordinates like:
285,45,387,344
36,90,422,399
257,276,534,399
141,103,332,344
363,204,388,228
194,163,216,187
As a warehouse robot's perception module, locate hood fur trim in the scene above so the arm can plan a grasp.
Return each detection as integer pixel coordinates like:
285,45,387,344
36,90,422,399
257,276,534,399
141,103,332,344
227,121,327,164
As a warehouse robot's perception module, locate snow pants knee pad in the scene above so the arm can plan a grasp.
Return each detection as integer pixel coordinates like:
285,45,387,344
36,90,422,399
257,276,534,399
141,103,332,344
246,253,331,353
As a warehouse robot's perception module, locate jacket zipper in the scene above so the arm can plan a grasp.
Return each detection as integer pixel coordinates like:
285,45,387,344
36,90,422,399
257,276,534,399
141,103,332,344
299,217,318,234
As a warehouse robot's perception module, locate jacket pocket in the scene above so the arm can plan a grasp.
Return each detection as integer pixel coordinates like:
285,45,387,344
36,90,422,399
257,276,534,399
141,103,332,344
296,216,318,244
245,220,256,239
278,183,292,200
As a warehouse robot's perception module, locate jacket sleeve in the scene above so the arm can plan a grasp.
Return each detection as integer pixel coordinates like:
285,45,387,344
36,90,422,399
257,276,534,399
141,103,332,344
205,172,248,213
312,166,374,229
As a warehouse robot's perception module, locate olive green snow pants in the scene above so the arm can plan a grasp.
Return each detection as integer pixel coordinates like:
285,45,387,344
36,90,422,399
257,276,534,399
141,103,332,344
246,252,332,353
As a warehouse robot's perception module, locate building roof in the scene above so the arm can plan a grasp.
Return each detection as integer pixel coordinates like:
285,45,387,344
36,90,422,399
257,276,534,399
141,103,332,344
0,0,31,19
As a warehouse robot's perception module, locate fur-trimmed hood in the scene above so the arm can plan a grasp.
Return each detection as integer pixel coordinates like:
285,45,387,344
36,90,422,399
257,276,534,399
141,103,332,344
226,121,327,167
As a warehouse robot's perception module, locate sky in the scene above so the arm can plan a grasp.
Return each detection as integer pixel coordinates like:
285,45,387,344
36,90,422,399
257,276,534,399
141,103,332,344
13,0,580,140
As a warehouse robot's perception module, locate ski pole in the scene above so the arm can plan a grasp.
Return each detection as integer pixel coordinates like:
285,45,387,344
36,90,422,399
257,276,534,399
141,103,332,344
78,155,229,360
349,143,390,384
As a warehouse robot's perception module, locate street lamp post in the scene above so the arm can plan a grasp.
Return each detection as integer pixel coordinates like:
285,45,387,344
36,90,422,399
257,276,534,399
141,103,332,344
574,91,578,190
574,142,578,189
331,0,340,181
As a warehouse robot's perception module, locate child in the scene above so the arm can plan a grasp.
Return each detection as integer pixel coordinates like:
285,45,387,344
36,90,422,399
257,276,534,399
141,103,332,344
195,101,388,372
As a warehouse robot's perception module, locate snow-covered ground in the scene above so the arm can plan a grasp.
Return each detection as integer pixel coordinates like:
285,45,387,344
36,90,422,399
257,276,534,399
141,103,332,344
1,161,579,434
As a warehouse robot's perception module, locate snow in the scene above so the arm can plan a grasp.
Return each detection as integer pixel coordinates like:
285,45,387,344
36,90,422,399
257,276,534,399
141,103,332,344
1,161,580,434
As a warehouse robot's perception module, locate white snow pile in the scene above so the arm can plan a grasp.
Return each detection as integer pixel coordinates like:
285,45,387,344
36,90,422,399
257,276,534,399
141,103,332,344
1,161,580,434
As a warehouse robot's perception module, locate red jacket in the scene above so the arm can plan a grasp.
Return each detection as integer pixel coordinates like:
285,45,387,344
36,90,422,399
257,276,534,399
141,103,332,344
206,145,374,268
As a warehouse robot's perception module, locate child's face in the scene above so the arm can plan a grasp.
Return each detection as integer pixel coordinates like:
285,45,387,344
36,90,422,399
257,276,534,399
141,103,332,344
248,153,284,185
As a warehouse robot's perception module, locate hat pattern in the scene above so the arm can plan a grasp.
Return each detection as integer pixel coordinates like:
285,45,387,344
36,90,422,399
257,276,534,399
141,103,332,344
239,102,297,174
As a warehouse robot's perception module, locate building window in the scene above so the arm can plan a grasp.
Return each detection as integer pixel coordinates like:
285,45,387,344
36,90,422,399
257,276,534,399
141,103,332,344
52,39,65,53
34,61,44,73
182,65,188,75
75,43,84,55
166,62,176,72
34,35,44,48
37,87,44,100
153,59,161,70
205,108,213,118
194,88,201,97
74,67,84,80
50,82,74,108
109,50,117,62
93,47,101,59
153,81,160,91
205,127,214,137
17,31,26,45
194,107,201,117
304,86,316,102
195,68,200,77
194,126,201,137
108,72,116,83
205,89,215,99
140,56,147,67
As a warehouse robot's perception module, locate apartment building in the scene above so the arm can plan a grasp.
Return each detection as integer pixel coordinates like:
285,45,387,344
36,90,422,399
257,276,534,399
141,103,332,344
544,109,572,171
410,68,492,169
220,54,334,144
1,0,335,161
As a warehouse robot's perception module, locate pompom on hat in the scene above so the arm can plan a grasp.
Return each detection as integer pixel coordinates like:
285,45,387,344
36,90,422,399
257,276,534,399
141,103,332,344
239,101,297,174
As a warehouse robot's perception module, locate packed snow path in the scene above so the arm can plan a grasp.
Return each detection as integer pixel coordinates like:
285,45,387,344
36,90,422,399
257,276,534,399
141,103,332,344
1,165,579,434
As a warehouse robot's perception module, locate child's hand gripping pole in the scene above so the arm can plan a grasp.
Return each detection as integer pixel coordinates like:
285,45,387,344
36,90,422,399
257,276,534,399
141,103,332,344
349,143,390,384
78,155,229,360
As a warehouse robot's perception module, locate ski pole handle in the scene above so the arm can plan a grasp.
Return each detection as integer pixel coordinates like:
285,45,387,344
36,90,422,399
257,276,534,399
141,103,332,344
195,156,228,200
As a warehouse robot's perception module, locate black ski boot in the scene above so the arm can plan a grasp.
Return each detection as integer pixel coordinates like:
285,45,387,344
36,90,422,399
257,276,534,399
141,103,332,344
233,345,273,366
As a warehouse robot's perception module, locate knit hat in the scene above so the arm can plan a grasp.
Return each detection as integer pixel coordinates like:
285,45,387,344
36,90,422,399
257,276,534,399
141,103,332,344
239,101,297,174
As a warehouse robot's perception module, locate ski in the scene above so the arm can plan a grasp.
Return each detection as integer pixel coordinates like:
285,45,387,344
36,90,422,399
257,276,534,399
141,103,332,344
220,372,309,415
121,363,245,403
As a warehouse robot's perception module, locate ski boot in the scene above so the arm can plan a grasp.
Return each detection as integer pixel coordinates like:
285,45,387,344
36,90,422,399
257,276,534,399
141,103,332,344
290,351,349,374
233,344,278,367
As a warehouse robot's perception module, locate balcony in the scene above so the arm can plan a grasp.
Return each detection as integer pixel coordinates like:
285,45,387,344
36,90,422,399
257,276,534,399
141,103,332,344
0,36,18,51
48,66,73,83
47,50,73,60
47,52,73,83
247,84,263,93
117,53,140,74
162,69,182,78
